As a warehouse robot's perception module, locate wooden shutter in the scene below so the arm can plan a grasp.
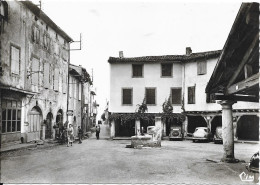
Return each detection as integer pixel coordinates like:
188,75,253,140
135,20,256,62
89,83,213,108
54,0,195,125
122,89,132,104
161,64,172,76
146,88,155,104
79,83,82,100
11,46,20,75
197,61,207,75
54,68,59,91
171,88,182,104
132,64,142,77
188,86,195,104
32,58,39,85
62,75,67,94
59,72,62,92
43,63,50,89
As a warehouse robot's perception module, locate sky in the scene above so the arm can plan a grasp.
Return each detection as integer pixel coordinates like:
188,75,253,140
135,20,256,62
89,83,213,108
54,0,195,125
38,0,242,119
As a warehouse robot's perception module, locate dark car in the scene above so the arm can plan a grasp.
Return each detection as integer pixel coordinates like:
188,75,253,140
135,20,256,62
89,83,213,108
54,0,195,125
192,127,213,142
246,151,259,183
169,126,183,141
213,126,223,144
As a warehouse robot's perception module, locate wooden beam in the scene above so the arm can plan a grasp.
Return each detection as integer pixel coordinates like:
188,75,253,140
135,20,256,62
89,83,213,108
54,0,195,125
226,73,259,95
226,33,258,88
213,94,259,102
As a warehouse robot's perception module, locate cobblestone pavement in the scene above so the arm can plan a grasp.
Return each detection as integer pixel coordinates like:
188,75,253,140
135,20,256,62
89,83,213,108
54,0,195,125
1,138,258,184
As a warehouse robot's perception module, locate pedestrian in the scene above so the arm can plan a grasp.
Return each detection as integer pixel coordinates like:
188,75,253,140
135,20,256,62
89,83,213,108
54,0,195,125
78,126,83,144
96,125,100,140
67,124,74,147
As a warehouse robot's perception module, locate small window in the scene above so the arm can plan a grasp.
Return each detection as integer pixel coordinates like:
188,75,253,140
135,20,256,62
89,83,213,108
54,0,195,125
132,64,143,77
146,88,156,105
188,86,195,104
171,88,182,104
161,63,173,77
122,88,132,105
10,45,20,75
197,60,207,75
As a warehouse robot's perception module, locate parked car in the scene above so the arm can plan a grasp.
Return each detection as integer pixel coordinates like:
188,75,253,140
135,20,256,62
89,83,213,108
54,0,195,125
169,126,183,141
192,127,213,142
213,126,223,144
246,151,259,183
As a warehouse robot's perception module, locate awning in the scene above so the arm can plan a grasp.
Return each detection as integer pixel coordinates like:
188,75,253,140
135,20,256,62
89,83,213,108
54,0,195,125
0,86,37,95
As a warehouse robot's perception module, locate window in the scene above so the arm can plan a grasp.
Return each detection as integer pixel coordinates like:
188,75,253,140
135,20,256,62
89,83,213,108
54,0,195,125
161,63,173,77
122,88,132,105
43,33,51,50
171,88,182,104
197,60,207,75
188,86,195,104
10,45,20,75
43,63,50,89
2,99,21,133
146,88,156,105
32,26,40,44
132,64,143,77
31,57,39,85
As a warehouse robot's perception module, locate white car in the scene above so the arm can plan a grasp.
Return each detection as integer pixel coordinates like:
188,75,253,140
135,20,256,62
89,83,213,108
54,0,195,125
192,127,213,142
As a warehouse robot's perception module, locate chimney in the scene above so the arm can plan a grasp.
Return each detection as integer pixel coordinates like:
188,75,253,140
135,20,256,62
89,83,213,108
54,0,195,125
186,47,192,55
119,51,124,58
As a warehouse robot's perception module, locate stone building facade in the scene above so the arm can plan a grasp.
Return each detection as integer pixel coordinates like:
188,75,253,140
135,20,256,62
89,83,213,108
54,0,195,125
0,1,72,144
68,64,93,136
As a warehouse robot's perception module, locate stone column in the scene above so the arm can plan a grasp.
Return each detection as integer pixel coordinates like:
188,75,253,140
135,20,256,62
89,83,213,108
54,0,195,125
219,100,237,163
155,116,162,138
41,124,46,140
110,120,115,138
182,116,188,137
135,118,141,135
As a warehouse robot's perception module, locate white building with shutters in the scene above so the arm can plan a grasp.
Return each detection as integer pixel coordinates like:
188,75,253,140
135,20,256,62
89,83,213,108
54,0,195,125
0,1,72,144
108,48,259,140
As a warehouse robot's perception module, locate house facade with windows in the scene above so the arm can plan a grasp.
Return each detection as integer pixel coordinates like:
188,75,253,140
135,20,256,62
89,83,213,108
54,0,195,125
68,64,93,136
0,1,72,144
108,48,258,140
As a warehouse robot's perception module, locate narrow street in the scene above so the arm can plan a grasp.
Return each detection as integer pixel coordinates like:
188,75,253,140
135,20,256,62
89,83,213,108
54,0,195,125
1,136,258,184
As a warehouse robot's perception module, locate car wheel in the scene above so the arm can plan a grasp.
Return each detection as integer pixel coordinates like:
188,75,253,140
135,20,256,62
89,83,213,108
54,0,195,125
192,139,195,143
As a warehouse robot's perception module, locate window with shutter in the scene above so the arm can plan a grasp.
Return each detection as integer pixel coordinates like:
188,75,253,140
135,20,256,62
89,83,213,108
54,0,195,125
43,63,50,89
122,88,132,105
54,68,59,91
31,58,39,85
132,64,143,77
161,63,172,77
146,88,156,105
197,61,207,75
171,88,182,104
11,46,20,75
188,86,195,104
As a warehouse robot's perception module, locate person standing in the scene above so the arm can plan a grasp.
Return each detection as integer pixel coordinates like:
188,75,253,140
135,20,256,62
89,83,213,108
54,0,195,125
67,124,74,147
96,125,101,140
78,126,83,144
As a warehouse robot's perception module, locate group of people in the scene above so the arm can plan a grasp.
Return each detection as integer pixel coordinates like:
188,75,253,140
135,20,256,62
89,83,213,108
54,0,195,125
58,123,101,147
66,124,83,147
